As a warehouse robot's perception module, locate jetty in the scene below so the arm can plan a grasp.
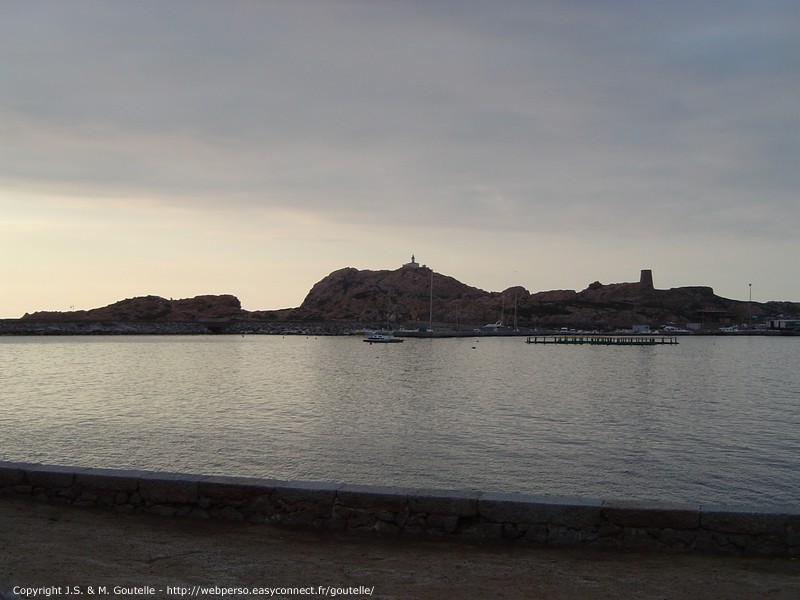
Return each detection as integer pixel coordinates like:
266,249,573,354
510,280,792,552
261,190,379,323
525,335,679,346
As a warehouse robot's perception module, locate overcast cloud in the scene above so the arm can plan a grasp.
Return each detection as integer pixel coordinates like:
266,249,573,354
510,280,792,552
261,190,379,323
1,1,797,315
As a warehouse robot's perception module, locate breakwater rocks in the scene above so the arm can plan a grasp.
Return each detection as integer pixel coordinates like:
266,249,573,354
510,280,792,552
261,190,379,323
1,462,797,556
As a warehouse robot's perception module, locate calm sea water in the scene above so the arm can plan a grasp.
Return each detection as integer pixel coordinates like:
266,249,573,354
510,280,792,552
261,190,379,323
1,335,798,510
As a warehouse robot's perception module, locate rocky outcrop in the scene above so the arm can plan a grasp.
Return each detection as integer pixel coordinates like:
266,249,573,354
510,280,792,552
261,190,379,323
289,267,799,330
22,295,244,322
11,269,800,333
291,266,501,324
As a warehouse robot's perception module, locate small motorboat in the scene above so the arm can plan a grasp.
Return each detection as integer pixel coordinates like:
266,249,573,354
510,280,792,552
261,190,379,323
363,333,404,343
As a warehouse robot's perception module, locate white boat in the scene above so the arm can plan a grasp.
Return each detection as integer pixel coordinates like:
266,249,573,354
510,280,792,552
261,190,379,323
363,333,404,343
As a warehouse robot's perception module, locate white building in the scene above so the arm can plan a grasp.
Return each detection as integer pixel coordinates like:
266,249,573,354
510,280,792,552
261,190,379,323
767,319,800,330
403,254,420,269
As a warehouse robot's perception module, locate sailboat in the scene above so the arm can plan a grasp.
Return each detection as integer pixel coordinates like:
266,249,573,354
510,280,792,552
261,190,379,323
363,295,404,342
483,295,506,330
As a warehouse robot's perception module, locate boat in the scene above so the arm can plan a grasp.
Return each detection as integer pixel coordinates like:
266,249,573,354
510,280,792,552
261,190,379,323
481,320,505,331
363,333,404,344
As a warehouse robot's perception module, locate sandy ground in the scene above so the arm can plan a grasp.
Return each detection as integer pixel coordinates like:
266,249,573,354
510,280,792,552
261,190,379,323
1,498,798,600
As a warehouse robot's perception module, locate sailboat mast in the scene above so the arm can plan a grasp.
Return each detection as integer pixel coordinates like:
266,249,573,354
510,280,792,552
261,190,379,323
429,270,433,330
513,292,518,330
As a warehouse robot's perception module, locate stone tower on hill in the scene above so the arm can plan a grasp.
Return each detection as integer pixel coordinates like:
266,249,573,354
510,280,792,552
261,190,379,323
640,269,654,290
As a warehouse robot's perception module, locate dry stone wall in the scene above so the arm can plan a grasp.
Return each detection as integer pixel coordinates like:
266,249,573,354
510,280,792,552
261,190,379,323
0,462,797,556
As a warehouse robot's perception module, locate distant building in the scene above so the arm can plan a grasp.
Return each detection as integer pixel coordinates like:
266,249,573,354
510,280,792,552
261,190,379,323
640,269,654,289
767,319,800,330
694,303,735,326
403,254,420,269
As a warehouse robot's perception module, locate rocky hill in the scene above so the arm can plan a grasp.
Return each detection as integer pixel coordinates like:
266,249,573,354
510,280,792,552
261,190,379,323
285,266,798,330
15,267,800,332
22,294,244,322
288,266,494,324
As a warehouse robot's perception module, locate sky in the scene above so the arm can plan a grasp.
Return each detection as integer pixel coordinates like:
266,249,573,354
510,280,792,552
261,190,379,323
1,1,798,317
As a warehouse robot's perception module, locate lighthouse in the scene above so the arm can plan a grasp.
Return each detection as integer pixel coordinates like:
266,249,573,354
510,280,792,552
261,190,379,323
403,254,420,269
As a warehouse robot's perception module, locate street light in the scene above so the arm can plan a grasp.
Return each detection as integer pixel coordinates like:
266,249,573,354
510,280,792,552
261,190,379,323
748,283,752,327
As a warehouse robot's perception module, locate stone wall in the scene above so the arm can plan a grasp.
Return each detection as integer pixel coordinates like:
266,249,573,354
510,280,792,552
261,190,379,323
0,462,796,556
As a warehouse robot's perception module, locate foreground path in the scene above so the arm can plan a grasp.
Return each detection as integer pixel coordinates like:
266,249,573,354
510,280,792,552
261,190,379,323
1,499,798,600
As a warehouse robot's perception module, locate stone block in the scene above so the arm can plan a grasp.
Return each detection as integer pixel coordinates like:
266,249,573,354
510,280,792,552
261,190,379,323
0,464,25,486
402,515,426,533
332,504,353,519
426,514,459,533
97,492,116,507
547,527,584,546
727,534,749,550
376,509,399,522
462,522,504,540
746,535,786,556
56,488,78,500
272,481,339,511
336,484,411,512
409,488,480,517
218,506,245,521
190,507,210,519
146,504,179,517
198,475,279,500
620,527,660,550
0,461,42,471
477,492,532,523
502,523,526,539
524,524,549,543
278,510,326,528
602,499,700,530
694,530,733,553
25,464,76,489
138,473,199,504
248,513,268,524
75,468,140,492
251,495,277,515
347,511,376,529
597,523,623,538
658,528,696,549
373,520,400,536
272,481,341,525
700,508,789,535
479,492,602,528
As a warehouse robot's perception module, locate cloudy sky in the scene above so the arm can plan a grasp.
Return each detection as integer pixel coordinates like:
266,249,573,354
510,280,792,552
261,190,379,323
1,1,797,317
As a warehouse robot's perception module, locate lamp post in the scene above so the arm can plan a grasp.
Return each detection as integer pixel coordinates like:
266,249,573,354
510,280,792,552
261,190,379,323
748,283,752,327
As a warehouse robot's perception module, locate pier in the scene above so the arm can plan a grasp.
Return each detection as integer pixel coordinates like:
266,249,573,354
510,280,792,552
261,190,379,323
525,335,679,346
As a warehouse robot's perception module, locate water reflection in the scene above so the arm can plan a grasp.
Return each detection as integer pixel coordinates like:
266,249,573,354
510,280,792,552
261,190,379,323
0,335,798,509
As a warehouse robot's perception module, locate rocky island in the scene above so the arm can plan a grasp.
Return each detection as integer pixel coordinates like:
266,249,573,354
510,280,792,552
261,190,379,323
2,264,798,336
